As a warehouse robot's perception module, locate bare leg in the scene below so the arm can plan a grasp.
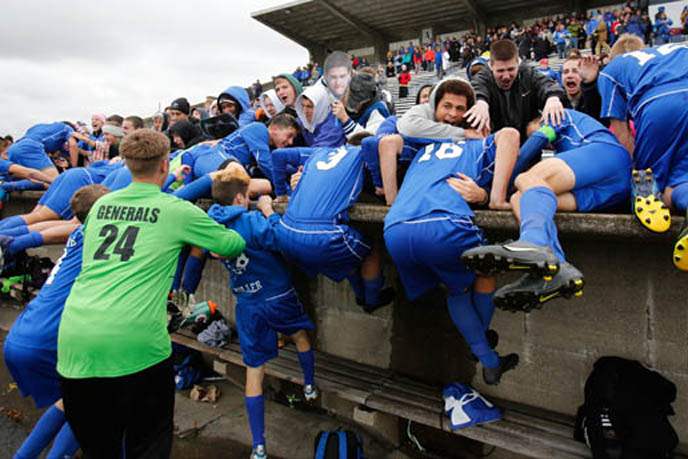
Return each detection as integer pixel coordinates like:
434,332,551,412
514,157,576,196
379,135,403,206
28,218,78,232
360,241,382,281
39,223,80,245
490,128,520,208
245,366,265,397
291,330,311,353
22,206,61,226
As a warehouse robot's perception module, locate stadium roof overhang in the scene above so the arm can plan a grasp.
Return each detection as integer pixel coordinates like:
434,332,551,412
252,0,621,59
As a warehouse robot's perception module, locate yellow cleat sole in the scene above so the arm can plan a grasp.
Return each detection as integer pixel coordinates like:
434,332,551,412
673,234,688,271
634,194,671,233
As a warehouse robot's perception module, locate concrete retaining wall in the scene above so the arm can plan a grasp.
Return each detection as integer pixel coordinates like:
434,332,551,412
7,194,686,446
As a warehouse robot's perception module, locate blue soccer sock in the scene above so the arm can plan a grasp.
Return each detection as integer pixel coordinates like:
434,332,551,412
46,422,80,459
1,180,46,192
172,247,191,292
519,186,565,262
181,252,206,295
346,272,365,301
297,350,315,386
8,231,44,256
0,215,26,232
245,395,266,448
0,224,28,237
363,275,383,305
671,182,688,213
447,292,500,368
14,405,66,458
472,291,496,331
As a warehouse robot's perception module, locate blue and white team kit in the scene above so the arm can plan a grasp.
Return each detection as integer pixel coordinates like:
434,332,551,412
4,227,84,407
272,146,371,281
8,122,74,170
598,43,688,192
208,204,313,367
38,161,123,219
384,137,497,299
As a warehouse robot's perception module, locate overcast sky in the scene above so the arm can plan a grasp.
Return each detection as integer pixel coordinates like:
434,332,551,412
0,0,308,137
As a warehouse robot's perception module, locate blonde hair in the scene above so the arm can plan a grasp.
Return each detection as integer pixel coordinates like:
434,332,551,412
211,163,251,205
610,34,645,60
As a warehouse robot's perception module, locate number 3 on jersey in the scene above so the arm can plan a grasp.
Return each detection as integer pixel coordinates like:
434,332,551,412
93,225,140,262
418,142,464,163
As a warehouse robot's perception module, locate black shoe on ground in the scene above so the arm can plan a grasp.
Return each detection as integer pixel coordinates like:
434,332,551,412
0,235,15,275
462,240,560,278
483,353,520,385
356,287,395,313
494,261,584,313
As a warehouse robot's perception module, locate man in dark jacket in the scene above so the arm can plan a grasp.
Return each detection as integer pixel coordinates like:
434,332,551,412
465,39,565,140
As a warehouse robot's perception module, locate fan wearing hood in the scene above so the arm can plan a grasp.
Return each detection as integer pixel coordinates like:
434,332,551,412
295,82,345,148
207,165,316,459
168,120,207,151
379,78,482,205
217,86,256,127
258,90,285,122
272,73,303,114
332,72,390,141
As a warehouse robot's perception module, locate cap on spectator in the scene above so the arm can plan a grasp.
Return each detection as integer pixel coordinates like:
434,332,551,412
272,73,304,96
102,124,124,138
346,73,378,112
169,97,191,115
539,58,549,66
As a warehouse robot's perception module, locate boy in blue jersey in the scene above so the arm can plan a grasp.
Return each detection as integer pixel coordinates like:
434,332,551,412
463,109,628,311
271,143,394,313
209,165,316,459
4,184,109,459
7,122,77,180
597,36,688,267
0,160,123,237
384,126,521,385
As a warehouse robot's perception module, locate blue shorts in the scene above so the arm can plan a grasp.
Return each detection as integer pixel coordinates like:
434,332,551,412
38,168,95,219
101,167,132,191
635,93,688,191
275,217,371,282
7,138,54,170
236,289,314,368
558,143,632,212
384,214,482,300
3,338,60,408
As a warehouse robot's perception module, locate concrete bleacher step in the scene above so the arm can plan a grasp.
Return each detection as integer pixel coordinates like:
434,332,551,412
171,331,606,458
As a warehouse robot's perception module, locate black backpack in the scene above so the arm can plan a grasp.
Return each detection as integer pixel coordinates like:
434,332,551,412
313,429,364,459
574,356,678,459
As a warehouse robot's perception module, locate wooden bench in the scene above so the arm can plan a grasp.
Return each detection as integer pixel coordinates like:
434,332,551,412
173,331,626,459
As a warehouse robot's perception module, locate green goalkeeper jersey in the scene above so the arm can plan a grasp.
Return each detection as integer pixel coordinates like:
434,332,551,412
57,182,245,378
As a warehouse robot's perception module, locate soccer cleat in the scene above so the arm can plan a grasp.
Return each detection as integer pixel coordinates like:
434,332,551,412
357,287,395,313
442,383,502,430
494,262,584,313
303,384,319,402
482,353,520,385
673,213,688,271
632,168,671,233
250,444,267,459
462,240,560,278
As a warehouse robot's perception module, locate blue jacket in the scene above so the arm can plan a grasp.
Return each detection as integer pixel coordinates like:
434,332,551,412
208,205,293,303
218,86,256,127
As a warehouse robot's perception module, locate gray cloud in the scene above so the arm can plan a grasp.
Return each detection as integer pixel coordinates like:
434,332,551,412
0,0,308,137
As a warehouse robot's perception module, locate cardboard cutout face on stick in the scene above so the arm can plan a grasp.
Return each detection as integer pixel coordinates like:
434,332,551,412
324,51,353,100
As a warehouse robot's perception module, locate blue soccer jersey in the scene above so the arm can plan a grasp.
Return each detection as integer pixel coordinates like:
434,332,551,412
181,143,233,179
274,146,364,222
551,109,622,152
598,43,688,121
7,227,84,351
217,122,273,180
384,136,497,230
24,122,74,155
208,205,293,302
